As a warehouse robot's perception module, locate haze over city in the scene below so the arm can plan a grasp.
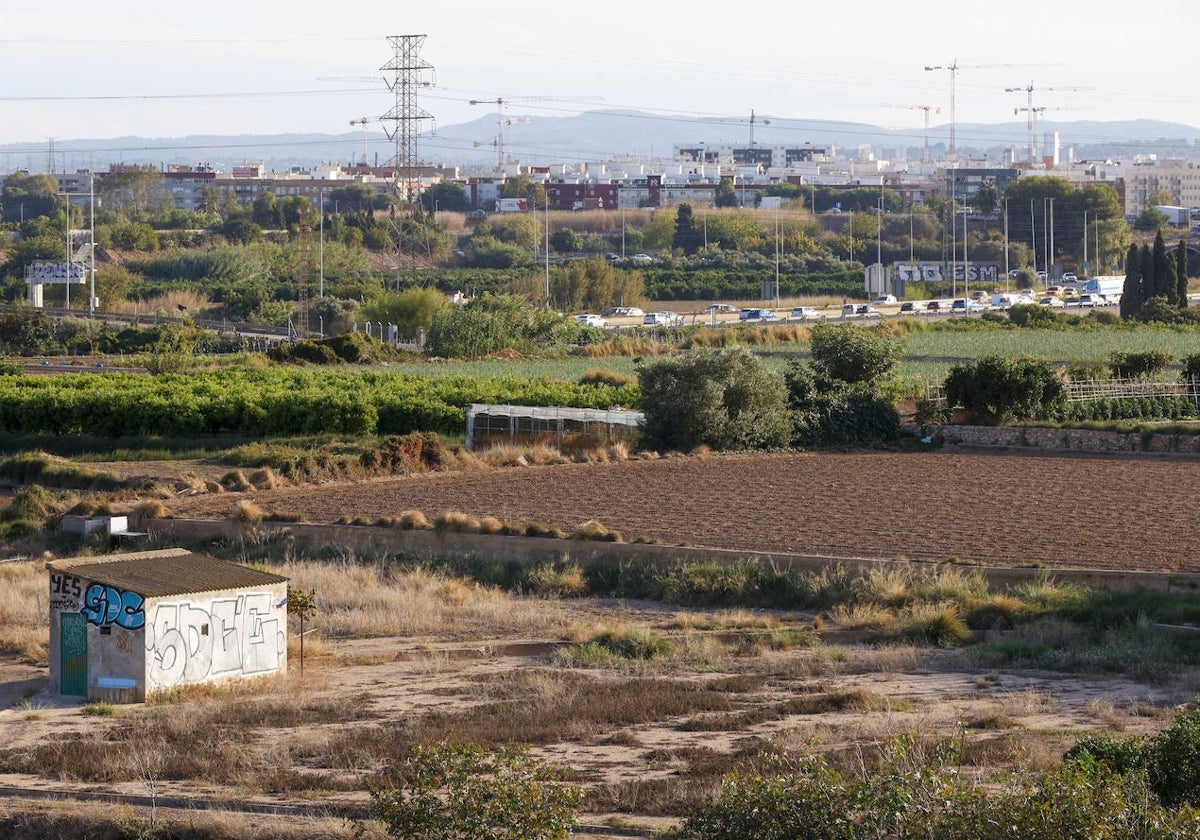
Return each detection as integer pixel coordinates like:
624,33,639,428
2,0,1198,162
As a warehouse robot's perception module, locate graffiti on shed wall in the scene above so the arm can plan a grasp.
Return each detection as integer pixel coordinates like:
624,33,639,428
81,583,146,629
146,592,285,688
49,573,84,612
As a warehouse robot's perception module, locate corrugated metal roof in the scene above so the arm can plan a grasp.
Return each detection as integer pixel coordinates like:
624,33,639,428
46,548,288,597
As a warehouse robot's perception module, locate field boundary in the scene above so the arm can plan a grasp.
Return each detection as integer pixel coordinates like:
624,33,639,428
148,518,1200,594
924,423,1200,456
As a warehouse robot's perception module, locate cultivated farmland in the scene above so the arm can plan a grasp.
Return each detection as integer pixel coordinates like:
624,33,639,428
165,449,1200,572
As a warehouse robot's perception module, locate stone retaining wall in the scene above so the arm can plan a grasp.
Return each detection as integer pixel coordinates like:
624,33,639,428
927,424,1200,455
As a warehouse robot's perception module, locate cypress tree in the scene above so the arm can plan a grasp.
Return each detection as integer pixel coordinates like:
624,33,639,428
1154,230,1172,302
1141,244,1154,300
1178,240,1190,309
1121,243,1142,319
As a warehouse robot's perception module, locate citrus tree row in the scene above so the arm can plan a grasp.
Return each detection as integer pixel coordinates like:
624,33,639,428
0,369,639,438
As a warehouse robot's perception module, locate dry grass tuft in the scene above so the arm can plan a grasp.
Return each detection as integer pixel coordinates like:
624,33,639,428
248,467,284,490
571,518,622,542
476,515,505,535
0,559,49,664
396,509,431,530
131,499,167,527
221,470,255,493
433,510,481,534
234,500,266,523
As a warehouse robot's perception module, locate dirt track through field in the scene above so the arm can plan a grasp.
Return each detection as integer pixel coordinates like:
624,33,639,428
166,450,1200,572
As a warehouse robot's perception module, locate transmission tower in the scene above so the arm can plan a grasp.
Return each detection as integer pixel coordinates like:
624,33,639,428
379,34,434,203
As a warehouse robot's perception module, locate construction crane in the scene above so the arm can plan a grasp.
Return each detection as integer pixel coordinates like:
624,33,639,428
882,104,940,162
468,95,602,167
1005,81,1097,164
924,60,1048,159
348,117,377,166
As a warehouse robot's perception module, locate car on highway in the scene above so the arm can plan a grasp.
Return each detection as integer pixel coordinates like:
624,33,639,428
790,306,821,320
603,306,644,318
643,311,684,326
704,303,739,314
951,299,983,312
630,253,654,263
926,300,945,312
900,301,922,313
1038,296,1065,308
872,294,897,305
738,308,777,321
574,313,608,328
1077,294,1102,307
856,304,881,316
842,304,858,317
1062,272,1078,283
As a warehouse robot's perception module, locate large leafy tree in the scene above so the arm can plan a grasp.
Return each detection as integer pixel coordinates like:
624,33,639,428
97,166,169,216
1,172,59,222
420,181,470,213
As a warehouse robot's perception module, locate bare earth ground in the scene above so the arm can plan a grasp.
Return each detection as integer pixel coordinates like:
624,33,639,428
163,449,1200,572
4,448,1199,835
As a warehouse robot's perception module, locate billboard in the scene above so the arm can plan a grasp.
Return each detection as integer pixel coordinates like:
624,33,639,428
893,262,999,284
26,261,86,284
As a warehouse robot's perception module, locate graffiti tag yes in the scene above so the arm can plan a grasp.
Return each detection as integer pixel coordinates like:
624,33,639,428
81,584,145,629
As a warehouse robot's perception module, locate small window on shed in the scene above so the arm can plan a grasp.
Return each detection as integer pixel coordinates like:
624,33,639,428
99,626,111,636
201,624,209,636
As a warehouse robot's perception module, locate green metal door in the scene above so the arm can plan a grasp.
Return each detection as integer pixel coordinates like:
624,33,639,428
60,612,87,697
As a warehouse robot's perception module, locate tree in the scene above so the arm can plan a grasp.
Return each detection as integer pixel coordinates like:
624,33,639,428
500,174,547,210
1135,206,1169,232
637,347,791,452
366,743,584,840
808,322,904,384
93,265,137,311
286,588,317,674
713,178,738,208
672,203,704,255
1153,230,1173,303
1120,243,1142,319
215,215,263,245
362,287,449,338
1178,241,1190,309
944,356,1067,423
97,165,166,216
549,227,582,254
1,172,58,222
421,181,470,213
973,179,998,214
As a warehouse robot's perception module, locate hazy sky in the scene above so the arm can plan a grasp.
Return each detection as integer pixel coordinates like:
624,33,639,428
2,2,1198,160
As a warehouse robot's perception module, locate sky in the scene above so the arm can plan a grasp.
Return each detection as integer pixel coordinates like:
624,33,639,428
2,1,1198,163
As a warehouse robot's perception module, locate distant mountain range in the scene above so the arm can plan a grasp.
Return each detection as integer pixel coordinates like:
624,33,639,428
3,111,1198,174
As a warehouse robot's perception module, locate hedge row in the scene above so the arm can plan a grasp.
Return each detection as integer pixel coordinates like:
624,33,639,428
0,369,640,438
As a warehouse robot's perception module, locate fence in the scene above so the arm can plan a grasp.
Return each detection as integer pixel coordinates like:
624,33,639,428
924,378,1200,407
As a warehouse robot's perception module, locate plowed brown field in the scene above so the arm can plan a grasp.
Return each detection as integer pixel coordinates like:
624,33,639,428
166,450,1200,572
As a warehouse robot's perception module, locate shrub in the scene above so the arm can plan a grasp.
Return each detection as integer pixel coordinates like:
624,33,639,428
1064,734,1147,777
808,322,905,383
943,355,1066,423
637,346,791,452
1147,709,1200,806
1108,350,1173,380
366,743,585,840
1008,303,1061,327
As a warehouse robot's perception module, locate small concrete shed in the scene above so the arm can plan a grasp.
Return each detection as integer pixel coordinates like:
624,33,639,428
47,548,289,703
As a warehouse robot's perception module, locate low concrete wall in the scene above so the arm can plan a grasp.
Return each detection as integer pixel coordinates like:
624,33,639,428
929,424,1200,455
148,518,1200,595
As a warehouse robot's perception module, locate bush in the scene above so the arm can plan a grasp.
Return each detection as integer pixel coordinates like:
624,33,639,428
366,743,585,840
1108,350,1173,380
943,355,1066,423
1008,303,1061,327
785,362,900,448
809,322,905,383
637,347,791,452
1147,709,1200,807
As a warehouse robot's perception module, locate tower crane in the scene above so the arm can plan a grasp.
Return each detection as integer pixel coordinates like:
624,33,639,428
882,104,940,162
1004,81,1097,164
348,117,376,167
468,95,602,167
924,60,1049,159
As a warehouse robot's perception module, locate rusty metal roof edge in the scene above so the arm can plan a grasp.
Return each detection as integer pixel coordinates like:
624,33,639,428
45,547,191,572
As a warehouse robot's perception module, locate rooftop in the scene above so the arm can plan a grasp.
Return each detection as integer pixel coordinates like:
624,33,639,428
47,548,287,597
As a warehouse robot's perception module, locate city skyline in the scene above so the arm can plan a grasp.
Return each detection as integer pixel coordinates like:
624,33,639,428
2,1,1198,156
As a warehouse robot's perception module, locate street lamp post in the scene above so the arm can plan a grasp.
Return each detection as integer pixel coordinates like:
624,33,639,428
89,172,95,316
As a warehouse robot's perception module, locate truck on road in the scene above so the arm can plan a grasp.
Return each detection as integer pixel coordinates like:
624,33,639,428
1084,276,1125,300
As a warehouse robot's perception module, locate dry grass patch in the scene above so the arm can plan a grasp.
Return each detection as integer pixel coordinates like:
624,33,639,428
277,561,571,640
233,499,265,523
0,559,49,664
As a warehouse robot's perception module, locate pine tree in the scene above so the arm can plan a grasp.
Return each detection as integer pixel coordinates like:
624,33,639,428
1178,240,1190,309
672,203,703,255
1120,243,1142,319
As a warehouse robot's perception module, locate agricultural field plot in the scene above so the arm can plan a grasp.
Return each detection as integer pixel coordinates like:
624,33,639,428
165,450,1200,573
